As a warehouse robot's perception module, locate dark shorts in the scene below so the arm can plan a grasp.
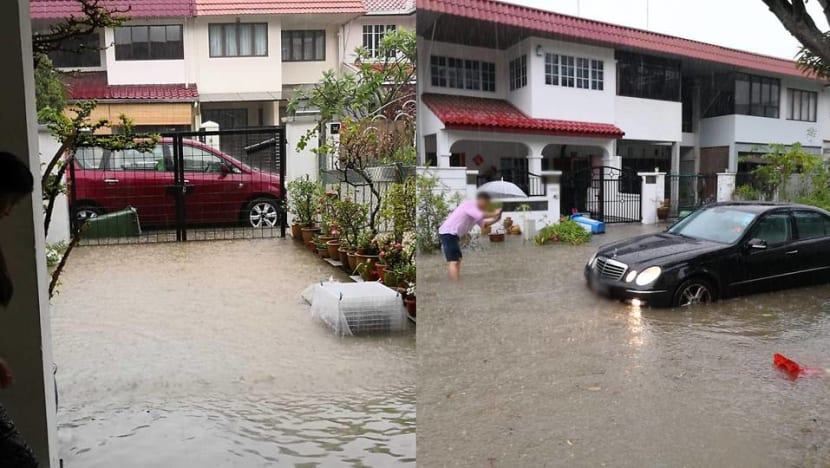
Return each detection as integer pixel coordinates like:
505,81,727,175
440,234,462,262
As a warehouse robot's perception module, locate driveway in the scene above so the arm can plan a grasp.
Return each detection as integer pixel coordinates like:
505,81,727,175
51,238,415,467
417,223,830,468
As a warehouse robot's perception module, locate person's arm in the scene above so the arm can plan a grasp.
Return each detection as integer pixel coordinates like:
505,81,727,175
482,207,503,219
481,216,501,228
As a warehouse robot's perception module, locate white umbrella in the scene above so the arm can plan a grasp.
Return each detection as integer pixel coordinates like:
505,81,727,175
477,179,528,198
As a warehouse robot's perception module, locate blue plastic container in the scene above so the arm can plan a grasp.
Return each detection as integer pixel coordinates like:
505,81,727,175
570,213,605,234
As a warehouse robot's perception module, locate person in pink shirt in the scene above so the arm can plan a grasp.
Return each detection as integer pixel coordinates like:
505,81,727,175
438,193,502,280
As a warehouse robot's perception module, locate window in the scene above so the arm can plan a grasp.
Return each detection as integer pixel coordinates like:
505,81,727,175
114,25,183,61
107,149,163,172
49,33,101,68
735,73,779,118
509,55,527,91
281,30,325,62
430,55,496,92
794,210,830,239
751,213,792,245
545,53,603,90
181,146,226,173
616,51,681,101
590,59,604,90
788,88,817,122
362,24,396,59
209,23,268,58
75,147,105,170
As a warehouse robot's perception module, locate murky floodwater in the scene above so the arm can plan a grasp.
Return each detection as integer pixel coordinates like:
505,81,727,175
51,238,415,467
418,225,830,467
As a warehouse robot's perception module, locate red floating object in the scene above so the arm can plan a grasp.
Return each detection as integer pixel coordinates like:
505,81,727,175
774,353,803,380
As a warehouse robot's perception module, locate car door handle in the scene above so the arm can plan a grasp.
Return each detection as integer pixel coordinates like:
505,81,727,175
183,179,191,184
785,250,799,255
103,178,119,184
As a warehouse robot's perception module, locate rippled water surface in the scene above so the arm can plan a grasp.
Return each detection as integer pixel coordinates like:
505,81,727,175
418,224,830,468
51,238,415,467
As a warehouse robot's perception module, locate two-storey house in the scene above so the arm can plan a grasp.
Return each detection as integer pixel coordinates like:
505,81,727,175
32,0,413,134
417,0,829,220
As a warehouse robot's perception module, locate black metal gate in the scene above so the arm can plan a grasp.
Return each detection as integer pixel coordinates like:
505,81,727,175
561,166,642,223
665,173,718,216
69,127,287,244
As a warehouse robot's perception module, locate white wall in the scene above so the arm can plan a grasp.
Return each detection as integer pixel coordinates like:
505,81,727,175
525,37,617,123
615,96,682,142
38,128,70,245
418,39,509,101
342,14,416,64
104,19,189,85
281,22,340,85
191,16,283,95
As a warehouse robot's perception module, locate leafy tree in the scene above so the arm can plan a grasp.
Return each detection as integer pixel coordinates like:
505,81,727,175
34,55,67,114
762,0,830,78
287,28,417,232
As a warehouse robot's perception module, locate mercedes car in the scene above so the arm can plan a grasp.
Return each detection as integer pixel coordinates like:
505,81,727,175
585,202,830,307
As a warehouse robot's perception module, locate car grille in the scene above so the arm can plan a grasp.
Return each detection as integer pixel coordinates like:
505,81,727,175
595,257,627,281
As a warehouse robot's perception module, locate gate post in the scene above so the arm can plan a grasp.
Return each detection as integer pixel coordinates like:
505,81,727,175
716,172,736,202
639,171,666,225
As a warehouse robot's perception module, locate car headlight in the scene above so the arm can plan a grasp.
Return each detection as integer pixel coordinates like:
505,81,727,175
635,266,662,286
587,253,597,268
625,270,638,283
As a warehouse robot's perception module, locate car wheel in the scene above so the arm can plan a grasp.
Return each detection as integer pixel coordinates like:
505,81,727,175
673,278,716,307
73,205,102,223
246,198,279,228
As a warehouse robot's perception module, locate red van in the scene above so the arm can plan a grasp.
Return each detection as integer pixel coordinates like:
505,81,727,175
69,138,282,228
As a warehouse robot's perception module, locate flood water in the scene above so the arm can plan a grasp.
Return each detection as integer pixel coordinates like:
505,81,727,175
418,224,830,468
51,238,415,467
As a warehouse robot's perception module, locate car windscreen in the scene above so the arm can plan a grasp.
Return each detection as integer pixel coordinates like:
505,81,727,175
668,207,758,244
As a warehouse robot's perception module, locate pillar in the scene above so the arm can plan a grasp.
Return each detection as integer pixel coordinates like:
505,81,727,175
0,0,58,465
717,172,736,202
639,171,666,225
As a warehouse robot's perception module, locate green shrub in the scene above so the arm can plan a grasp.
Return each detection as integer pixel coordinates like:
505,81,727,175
534,219,592,246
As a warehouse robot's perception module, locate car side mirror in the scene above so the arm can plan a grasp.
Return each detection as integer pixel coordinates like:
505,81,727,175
747,238,767,250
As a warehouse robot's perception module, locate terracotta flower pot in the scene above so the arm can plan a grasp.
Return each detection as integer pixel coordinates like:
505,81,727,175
338,248,350,268
291,224,302,240
489,233,505,242
404,297,416,317
327,240,341,259
318,246,330,258
355,254,379,280
657,206,670,220
319,235,336,244
301,226,321,244
375,263,388,279
347,251,359,273
306,240,317,252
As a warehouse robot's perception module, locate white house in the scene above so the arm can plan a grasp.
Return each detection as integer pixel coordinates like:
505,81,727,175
417,0,830,223
32,0,414,132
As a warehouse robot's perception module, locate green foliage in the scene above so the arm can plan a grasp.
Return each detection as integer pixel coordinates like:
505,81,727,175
334,198,368,249
733,184,763,201
534,219,592,246
380,178,416,241
416,172,460,253
286,176,319,227
34,55,67,115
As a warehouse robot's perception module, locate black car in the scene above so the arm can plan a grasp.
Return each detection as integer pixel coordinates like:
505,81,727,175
585,202,830,307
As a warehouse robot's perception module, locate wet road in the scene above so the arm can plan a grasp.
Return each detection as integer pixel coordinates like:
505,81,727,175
418,224,830,468
51,238,415,467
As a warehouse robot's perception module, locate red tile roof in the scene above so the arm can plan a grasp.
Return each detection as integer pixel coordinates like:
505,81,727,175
63,72,199,101
364,0,414,13
194,0,365,15
30,0,196,19
418,0,809,79
422,93,624,138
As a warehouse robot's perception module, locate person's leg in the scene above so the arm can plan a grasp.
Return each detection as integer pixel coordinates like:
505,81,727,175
448,260,461,281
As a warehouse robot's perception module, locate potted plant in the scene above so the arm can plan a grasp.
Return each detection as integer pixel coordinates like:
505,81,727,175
314,237,329,258
354,230,380,280
355,261,374,281
326,238,341,259
656,198,671,220
337,239,351,271
287,176,320,242
489,226,506,242
404,282,416,318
